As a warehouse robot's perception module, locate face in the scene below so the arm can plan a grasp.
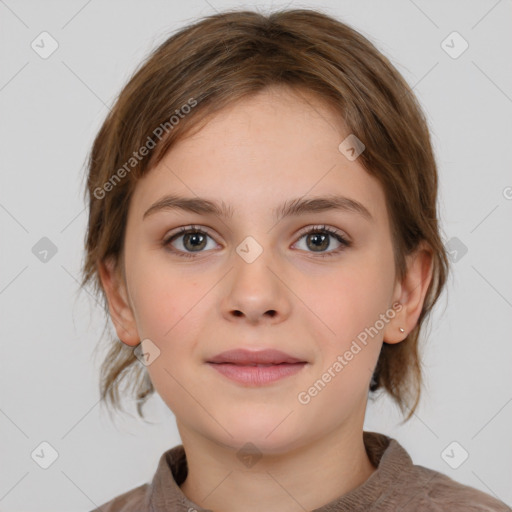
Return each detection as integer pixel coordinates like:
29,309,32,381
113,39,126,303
105,86,412,454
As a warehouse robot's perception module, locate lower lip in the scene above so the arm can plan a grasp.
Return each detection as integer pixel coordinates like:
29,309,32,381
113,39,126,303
207,362,307,385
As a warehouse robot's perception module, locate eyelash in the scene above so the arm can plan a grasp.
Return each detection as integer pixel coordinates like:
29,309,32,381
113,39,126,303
162,224,351,259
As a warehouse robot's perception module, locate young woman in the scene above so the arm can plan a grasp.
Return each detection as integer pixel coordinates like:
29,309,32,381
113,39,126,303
82,8,510,512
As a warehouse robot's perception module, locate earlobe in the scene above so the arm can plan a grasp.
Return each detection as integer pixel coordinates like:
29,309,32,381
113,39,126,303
383,242,434,344
98,257,140,347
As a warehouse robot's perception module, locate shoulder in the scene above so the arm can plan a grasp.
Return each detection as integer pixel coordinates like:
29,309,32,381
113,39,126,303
394,462,511,511
89,483,150,512
363,432,510,512
87,444,188,512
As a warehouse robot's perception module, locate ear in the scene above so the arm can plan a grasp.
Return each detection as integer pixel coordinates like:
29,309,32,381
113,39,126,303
97,256,140,346
383,241,434,344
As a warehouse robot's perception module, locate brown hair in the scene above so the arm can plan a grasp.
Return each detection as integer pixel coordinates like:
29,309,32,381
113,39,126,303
81,8,450,423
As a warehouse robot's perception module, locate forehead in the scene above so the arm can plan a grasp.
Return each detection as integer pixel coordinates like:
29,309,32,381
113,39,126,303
129,86,388,224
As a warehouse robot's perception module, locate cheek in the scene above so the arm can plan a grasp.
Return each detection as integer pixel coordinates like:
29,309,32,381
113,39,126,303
295,250,394,401
127,253,212,350
127,247,204,340
129,266,210,414
304,256,394,342
294,268,387,422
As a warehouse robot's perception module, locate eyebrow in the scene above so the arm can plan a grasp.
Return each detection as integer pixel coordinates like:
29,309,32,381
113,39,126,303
142,194,373,222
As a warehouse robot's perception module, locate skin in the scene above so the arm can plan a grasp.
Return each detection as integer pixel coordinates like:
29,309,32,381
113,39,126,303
99,85,433,512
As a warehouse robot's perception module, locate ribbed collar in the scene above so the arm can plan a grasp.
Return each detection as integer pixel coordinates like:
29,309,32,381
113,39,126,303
148,431,412,512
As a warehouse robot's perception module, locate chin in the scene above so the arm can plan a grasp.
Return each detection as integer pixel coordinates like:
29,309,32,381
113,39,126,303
212,413,304,455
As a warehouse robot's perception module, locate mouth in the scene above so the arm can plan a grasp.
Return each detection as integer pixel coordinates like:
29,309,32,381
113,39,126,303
206,349,308,386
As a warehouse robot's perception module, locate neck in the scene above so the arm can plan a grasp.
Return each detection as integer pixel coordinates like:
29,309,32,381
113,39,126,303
177,421,376,512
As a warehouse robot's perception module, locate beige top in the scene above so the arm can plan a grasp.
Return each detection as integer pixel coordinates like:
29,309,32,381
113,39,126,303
92,431,511,511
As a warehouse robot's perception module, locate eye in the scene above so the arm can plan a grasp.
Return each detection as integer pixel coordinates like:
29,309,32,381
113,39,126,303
162,224,351,259
162,225,218,258
293,225,351,257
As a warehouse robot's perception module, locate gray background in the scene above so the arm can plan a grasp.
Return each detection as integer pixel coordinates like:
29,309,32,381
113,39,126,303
1,0,511,510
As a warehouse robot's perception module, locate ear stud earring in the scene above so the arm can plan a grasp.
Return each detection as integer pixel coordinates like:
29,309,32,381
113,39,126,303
399,327,405,333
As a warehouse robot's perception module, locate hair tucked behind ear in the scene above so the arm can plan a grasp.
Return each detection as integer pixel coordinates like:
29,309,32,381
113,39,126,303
81,7,450,422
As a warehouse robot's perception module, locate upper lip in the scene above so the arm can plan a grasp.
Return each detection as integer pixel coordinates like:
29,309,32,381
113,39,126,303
207,349,306,365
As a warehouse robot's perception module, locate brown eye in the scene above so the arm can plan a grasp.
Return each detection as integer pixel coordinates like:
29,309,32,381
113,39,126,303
163,226,218,258
305,232,330,252
182,232,207,251
294,225,350,257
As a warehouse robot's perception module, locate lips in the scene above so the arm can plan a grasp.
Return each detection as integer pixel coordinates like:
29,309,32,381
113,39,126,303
206,349,307,386
207,348,306,365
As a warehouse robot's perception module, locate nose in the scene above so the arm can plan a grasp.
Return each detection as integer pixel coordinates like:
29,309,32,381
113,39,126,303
221,249,291,325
